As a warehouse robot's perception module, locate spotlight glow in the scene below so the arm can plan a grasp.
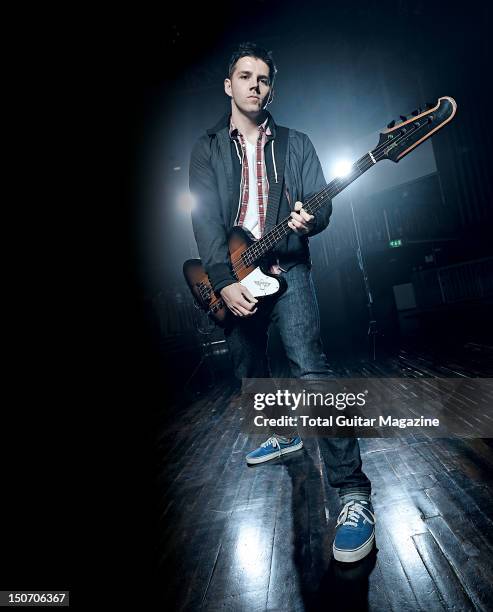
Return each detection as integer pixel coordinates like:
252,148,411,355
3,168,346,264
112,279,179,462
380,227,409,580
178,191,196,213
236,524,265,580
332,159,353,178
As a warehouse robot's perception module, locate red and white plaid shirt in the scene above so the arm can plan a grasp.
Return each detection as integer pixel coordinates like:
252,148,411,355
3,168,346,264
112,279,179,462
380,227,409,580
229,117,272,237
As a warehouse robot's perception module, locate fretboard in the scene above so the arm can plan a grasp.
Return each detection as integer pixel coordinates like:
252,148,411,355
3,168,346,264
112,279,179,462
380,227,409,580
240,152,375,268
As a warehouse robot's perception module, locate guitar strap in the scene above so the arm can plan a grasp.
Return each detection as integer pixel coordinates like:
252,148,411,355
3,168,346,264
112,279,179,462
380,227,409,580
264,125,289,235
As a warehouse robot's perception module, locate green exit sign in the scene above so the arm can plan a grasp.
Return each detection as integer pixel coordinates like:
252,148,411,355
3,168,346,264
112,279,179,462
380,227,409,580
389,239,403,248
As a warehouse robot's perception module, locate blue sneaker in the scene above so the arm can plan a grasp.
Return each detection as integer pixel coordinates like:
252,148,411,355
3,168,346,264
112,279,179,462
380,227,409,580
246,435,303,465
333,500,375,562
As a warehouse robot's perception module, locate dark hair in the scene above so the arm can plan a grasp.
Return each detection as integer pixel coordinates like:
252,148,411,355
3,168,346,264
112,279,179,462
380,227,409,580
227,42,277,86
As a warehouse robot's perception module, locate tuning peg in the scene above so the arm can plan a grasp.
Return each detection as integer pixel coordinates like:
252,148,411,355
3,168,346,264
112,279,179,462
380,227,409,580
387,119,396,128
411,107,422,116
400,115,407,121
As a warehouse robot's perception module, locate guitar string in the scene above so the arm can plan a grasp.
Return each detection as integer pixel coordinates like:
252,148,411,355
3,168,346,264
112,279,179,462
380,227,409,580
233,145,406,270
230,117,433,275
239,118,433,266
231,156,371,272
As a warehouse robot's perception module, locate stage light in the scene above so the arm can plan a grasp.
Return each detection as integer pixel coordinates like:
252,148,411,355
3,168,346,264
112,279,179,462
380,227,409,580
178,191,196,213
332,159,353,178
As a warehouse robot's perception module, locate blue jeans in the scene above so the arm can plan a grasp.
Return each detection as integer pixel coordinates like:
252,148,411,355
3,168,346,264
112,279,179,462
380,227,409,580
224,263,371,498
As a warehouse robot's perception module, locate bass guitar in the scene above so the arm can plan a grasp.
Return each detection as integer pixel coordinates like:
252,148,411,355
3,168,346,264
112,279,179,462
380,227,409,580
183,96,457,326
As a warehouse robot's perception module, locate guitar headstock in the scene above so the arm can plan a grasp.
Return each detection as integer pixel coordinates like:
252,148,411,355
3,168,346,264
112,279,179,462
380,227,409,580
372,96,457,163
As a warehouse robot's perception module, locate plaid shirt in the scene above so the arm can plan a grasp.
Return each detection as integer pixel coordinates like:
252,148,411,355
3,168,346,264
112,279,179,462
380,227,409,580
229,117,272,237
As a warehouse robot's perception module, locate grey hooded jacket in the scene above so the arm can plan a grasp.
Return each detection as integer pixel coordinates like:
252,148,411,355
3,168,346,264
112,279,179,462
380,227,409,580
189,111,332,293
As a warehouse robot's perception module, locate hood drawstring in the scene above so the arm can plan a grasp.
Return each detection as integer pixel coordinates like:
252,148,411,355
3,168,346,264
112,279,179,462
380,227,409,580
233,139,242,164
233,131,276,182
232,137,244,225
271,139,278,183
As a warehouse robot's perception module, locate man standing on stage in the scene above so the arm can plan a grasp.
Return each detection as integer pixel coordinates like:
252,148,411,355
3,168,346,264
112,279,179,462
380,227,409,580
189,42,375,562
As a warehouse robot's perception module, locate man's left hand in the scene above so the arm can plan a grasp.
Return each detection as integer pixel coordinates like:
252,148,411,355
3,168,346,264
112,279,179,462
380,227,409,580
288,201,315,235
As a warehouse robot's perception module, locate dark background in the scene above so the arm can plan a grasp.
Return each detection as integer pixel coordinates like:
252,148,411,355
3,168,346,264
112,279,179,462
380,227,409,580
130,1,492,604
2,0,491,607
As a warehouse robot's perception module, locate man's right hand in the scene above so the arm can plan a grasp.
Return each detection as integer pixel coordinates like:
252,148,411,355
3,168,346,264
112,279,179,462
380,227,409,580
220,283,258,317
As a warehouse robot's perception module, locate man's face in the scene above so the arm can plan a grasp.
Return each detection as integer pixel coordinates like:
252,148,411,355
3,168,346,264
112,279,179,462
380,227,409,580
224,56,273,115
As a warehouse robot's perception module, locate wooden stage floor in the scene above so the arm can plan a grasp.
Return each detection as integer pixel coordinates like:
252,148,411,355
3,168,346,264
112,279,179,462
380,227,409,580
156,347,493,611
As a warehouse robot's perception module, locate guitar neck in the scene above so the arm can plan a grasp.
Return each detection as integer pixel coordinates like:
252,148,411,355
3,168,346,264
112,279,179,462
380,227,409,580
241,152,375,267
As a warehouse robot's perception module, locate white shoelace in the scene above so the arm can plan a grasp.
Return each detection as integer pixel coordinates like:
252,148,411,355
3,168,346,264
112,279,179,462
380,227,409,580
261,436,282,457
337,501,376,528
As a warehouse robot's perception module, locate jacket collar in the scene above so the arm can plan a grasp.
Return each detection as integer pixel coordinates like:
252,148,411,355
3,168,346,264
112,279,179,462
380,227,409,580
207,110,277,139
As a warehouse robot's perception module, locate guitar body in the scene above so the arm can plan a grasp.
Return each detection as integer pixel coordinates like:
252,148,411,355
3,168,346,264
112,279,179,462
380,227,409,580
183,226,287,326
